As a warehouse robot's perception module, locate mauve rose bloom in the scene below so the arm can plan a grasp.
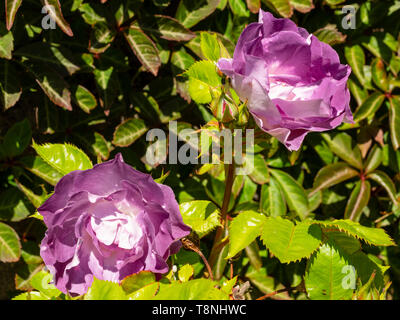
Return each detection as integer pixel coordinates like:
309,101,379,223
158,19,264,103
217,10,353,151
39,154,190,296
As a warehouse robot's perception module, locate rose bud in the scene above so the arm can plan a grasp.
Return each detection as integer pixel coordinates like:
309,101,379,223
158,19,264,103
217,10,353,151
38,154,191,296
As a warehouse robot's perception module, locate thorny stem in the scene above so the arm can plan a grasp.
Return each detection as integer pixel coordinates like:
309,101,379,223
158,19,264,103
208,163,236,270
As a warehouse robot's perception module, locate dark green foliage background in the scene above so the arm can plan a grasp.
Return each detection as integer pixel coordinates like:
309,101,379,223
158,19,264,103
1,0,400,300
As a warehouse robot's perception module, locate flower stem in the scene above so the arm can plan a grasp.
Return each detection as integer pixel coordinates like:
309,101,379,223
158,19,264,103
208,163,235,272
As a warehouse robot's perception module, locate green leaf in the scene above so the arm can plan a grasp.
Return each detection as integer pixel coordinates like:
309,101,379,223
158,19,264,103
185,60,221,88
121,271,156,294
32,142,93,175
124,26,161,76
0,222,21,262
20,155,63,186
246,0,261,13
228,210,266,258
89,22,116,54
84,278,127,300
41,0,74,36
364,145,383,174
289,0,313,13
262,0,293,18
25,62,72,111
305,243,354,300
371,59,389,92
0,187,32,222
270,169,309,218
344,180,371,222
322,132,363,170
389,96,400,150
30,270,62,298
0,60,21,110
311,162,359,196
15,180,48,209
345,45,366,85
2,118,31,158
152,279,229,300
141,15,195,42
353,92,386,123
260,176,286,217
261,217,322,263
179,200,221,238
176,0,220,28
12,291,50,300
367,170,398,205
178,264,194,282
200,32,221,62
0,24,14,59
5,0,23,30
127,282,160,300
313,220,395,247
348,78,368,107
228,0,250,17
314,25,346,46
112,118,148,147
246,153,269,185
73,85,97,113
15,43,80,76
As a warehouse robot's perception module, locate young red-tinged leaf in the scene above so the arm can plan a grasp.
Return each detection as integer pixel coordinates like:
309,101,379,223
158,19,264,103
246,0,261,13
371,59,389,92
5,0,23,30
124,27,161,76
41,0,74,36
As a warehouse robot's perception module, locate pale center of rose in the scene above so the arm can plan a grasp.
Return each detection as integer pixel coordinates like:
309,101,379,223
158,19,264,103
90,199,144,250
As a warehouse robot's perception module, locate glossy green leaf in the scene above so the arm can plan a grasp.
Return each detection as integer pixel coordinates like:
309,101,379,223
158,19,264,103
364,145,383,174
322,132,363,169
121,271,156,294
270,169,309,218
313,220,395,247
74,85,97,113
345,45,366,85
0,222,21,262
152,279,229,300
353,92,386,123
311,162,359,196
228,0,250,17
179,200,221,238
344,180,371,222
314,25,346,45
32,142,93,175
124,27,161,76
260,176,286,217
371,59,389,92
261,217,322,263
84,278,127,300
20,156,63,186
176,0,220,28
178,264,194,282
305,243,354,300
30,270,62,298
142,15,195,42
228,210,266,258
367,171,398,205
112,118,148,147
89,22,116,54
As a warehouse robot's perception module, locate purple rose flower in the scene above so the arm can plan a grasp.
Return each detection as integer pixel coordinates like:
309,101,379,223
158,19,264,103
39,154,190,296
217,10,353,151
